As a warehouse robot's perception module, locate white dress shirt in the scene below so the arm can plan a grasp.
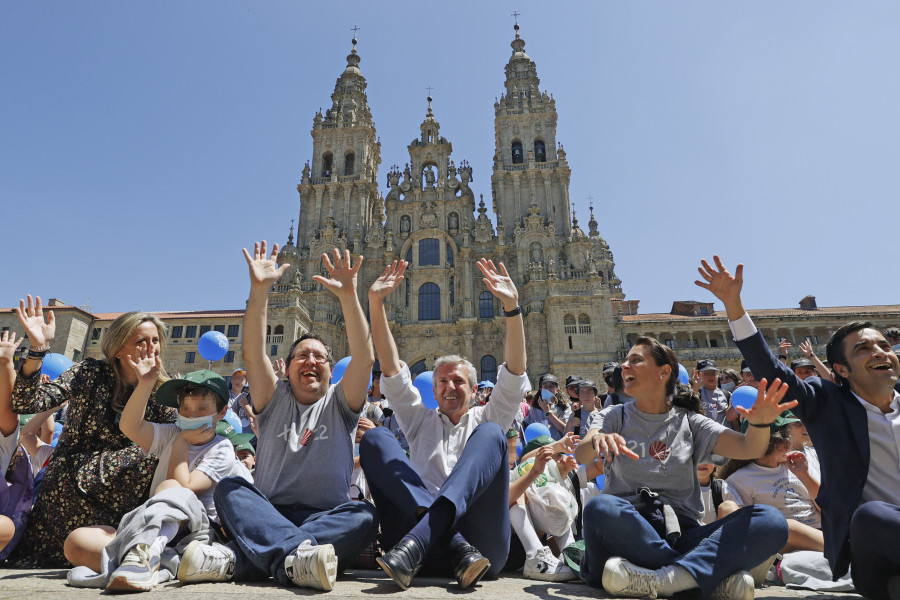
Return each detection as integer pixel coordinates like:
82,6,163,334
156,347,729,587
380,362,531,495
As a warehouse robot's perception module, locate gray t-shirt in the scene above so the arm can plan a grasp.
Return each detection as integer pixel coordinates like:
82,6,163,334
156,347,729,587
254,380,360,508
586,403,727,522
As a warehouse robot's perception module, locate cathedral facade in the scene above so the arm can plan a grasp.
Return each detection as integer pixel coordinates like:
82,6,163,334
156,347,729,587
271,27,624,385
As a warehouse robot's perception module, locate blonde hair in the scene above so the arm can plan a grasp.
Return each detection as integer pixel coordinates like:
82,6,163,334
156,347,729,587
100,312,170,412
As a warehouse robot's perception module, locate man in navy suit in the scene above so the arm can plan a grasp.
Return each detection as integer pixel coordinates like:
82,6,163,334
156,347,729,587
696,255,900,600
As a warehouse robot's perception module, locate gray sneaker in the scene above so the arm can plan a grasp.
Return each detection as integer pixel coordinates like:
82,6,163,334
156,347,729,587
284,540,338,591
711,570,754,600
106,544,160,592
602,556,659,598
177,540,235,583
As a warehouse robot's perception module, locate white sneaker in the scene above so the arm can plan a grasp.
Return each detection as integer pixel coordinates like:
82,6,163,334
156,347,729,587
523,547,577,582
106,544,160,592
177,540,235,583
602,556,659,598
711,570,754,600
284,540,338,591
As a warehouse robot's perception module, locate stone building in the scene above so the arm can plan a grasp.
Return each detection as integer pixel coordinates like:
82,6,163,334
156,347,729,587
274,26,625,386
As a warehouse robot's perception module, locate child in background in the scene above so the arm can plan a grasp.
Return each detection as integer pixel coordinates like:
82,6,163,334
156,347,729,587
64,362,251,592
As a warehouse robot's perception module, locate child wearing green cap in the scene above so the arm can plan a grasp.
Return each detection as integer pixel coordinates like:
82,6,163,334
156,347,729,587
64,360,252,593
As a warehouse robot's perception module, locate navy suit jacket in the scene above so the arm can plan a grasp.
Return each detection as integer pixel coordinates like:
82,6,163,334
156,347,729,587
737,330,900,580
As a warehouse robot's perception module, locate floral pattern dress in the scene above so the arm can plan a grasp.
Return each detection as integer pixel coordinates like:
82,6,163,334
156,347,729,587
7,358,176,567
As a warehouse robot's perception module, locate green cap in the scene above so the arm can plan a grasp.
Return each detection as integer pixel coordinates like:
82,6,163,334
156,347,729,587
741,409,801,434
155,370,229,409
215,420,255,446
18,414,34,428
234,441,256,455
522,434,553,457
506,428,519,439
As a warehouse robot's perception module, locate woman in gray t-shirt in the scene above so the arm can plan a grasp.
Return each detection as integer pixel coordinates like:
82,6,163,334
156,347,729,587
574,336,794,599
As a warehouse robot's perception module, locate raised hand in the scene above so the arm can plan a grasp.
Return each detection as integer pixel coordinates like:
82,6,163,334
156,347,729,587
736,378,798,426
778,339,792,355
477,259,518,310
369,260,407,301
124,347,161,385
273,358,286,379
15,295,56,348
242,241,290,289
0,330,22,364
785,450,809,475
552,432,580,454
313,248,363,299
690,369,702,393
694,255,743,307
799,339,815,358
531,446,555,475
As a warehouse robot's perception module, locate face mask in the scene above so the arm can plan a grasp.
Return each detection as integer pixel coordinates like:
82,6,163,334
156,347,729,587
541,389,556,405
721,381,735,392
176,414,214,431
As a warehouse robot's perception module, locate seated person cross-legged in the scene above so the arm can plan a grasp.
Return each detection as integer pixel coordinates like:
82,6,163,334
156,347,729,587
696,255,900,600
360,259,530,590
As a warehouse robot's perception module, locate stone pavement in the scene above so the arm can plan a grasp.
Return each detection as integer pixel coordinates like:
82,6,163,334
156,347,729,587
0,569,863,599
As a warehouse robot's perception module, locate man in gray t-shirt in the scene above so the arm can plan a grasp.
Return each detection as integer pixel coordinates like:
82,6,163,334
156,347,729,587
179,243,377,592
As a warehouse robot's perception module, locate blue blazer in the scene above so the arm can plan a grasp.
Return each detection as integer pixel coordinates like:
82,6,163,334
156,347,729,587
736,331,900,580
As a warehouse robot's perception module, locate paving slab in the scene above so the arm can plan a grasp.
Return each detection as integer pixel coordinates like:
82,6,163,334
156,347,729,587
0,569,863,599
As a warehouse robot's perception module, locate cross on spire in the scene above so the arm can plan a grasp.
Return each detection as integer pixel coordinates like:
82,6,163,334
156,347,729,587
587,195,594,209
350,24,360,36
425,85,434,97
511,10,520,26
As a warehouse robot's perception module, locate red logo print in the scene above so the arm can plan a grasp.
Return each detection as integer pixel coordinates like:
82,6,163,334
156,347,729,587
649,441,670,461
299,428,313,447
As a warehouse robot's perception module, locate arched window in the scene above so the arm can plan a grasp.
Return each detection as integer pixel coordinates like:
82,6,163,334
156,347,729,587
419,238,440,266
322,152,333,177
511,141,524,164
446,243,454,267
410,360,428,378
405,246,412,266
274,325,284,334
418,282,440,320
479,291,494,319
534,140,546,163
578,313,592,334
563,314,577,334
266,325,272,336
344,152,355,175
405,279,410,308
481,355,498,383
449,276,455,306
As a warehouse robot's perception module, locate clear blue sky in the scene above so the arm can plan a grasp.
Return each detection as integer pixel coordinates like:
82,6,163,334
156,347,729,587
2,1,898,315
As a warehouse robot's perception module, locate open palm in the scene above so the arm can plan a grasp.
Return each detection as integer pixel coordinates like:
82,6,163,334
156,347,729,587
243,241,290,288
16,295,56,348
369,260,407,300
314,248,362,299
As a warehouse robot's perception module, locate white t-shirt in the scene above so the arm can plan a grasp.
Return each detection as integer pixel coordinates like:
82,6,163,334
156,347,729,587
698,479,732,525
147,423,251,521
0,427,19,479
724,462,821,529
28,444,54,477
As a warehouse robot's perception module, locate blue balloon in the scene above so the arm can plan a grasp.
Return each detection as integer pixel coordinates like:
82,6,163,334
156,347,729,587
524,422,552,443
41,353,73,380
596,473,605,490
329,356,373,389
413,371,438,410
677,364,690,385
331,356,352,383
731,385,758,410
198,331,229,361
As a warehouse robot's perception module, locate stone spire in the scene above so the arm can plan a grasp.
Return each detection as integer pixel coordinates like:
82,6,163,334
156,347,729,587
318,34,373,129
502,22,541,104
588,200,599,237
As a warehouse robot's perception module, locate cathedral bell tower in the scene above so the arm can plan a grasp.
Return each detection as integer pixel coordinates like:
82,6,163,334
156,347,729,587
491,22,572,259
296,35,382,280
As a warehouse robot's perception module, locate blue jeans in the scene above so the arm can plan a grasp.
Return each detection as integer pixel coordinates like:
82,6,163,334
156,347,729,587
359,423,510,577
849,501,900,600
580,494,787,598
213,476,378,585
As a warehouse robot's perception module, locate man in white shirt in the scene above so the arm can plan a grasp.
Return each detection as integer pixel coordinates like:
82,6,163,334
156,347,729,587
696,255,900,600
360,258,529,590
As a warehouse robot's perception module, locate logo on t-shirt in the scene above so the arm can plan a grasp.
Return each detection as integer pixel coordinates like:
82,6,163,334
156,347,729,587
649,441,670,461
299,428,313,447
